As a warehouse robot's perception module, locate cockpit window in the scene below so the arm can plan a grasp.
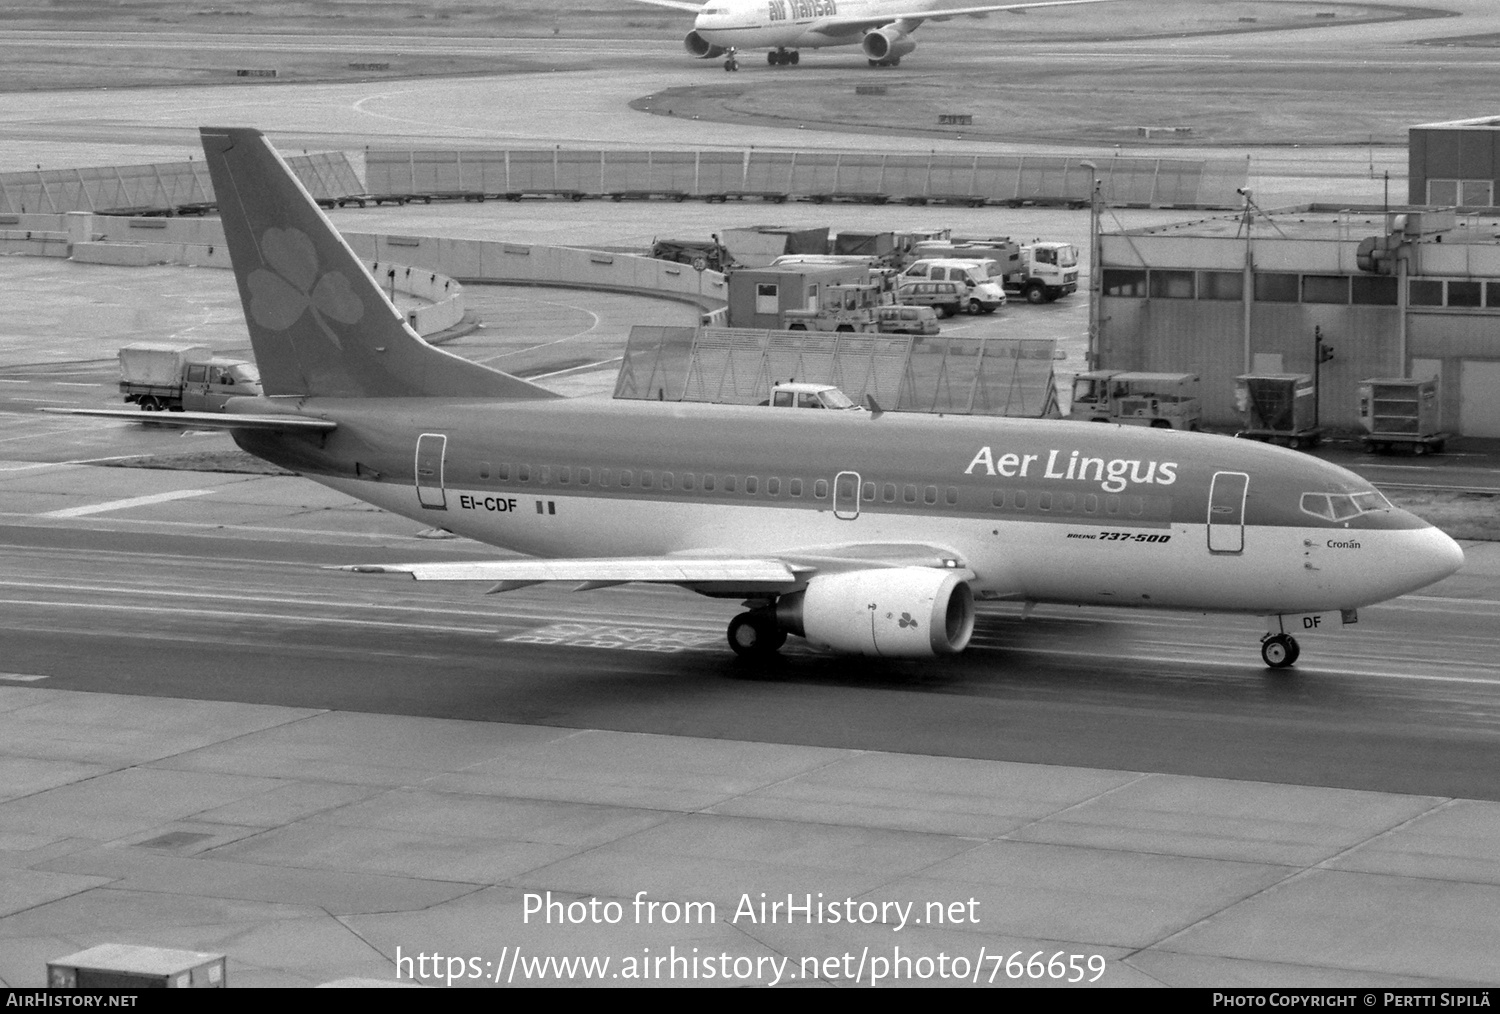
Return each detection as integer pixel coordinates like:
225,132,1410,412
1300,490,1391,522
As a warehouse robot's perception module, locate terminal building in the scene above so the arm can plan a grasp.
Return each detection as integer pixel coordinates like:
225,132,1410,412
1096,115,1500,438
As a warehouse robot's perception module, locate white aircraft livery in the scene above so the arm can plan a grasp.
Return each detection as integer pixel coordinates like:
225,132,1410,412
52,128,1465,669
627,0,1116,68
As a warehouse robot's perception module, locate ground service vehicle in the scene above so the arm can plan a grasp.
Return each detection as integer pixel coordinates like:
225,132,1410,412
118,343,262,413
782,283,882,332
911,239,1079,304
899,259,1006,314
896,280,967,318
52,128,1466,673
1069,371,1202,430
764,383,864,410
874,305,940,335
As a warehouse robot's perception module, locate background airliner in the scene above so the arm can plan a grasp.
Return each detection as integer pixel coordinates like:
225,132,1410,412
628,0,1116,68
51,128,1464,669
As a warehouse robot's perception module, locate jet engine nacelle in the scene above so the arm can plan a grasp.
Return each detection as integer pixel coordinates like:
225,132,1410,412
685,31,727,59
862,27,917,62
776,567,975,657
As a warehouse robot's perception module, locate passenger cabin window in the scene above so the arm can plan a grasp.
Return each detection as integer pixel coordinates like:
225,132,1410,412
518,464,530,482
924,485,937,505
790,478,803,497
767,477,780,496
814,479,828,499
745,476,758,494
945,486,959,506
682,473,695,491
479,461,491,480
578,467,591,485
557,466,569,484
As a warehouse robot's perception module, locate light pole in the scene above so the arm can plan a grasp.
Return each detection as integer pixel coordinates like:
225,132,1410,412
1079,161,1101,369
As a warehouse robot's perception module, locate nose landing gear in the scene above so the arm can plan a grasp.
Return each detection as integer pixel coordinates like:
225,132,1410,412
723,48,739,71
1260,632,1301,668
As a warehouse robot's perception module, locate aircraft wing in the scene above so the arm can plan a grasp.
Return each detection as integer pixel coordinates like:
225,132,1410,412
40,407,337,432
340,543,974,593
627,0,705,11
819,0,1115,32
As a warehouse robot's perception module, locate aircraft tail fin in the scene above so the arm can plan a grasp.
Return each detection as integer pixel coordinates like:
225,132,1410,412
200,127,557,401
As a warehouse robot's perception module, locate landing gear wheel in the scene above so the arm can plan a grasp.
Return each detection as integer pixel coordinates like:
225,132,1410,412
1261,633,1299,669
728,611,785,659
768,51,778,65
789,51,799,64
724,55,739,71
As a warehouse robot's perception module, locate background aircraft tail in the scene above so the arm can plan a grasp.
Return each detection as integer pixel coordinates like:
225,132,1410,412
200,127,557,401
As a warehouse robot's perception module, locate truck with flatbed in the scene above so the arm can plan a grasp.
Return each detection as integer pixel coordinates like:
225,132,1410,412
118,342,262,413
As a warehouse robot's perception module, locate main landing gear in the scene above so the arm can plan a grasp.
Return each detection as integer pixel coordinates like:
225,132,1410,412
1260,632,1301,669
727,608,786,659
768,49,799,66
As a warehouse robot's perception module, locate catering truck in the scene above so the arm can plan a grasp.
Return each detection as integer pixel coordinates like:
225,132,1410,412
118,343,262,413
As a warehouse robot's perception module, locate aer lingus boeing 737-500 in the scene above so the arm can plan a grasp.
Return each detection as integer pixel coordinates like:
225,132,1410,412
627,0,1114,69
51,128,1464,667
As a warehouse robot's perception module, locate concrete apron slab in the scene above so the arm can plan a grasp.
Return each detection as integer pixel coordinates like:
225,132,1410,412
0,688,1496,987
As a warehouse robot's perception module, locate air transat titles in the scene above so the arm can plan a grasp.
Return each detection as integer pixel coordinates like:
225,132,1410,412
767,0,837,21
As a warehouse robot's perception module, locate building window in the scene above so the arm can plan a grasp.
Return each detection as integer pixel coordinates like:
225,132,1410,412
1487,283,1500,307
1149,270,1195,299
1352,276,1398,305
1302,275,1349,304
1427,179,1495,206
1254,273,1299,302
1409,280,1443,306
755,283,779,315
1449,281,1482,307
1103,269,1147,297
1199,271,1243,301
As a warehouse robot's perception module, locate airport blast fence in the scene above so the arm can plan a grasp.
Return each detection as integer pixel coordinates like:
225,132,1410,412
615,326,1059,417
0,153,364,215
363,148,1247,207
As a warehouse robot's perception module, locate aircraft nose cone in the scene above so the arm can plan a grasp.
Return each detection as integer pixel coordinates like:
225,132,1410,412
1411,525,1465,589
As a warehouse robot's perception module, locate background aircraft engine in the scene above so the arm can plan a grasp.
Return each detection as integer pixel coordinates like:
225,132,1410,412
775,567,975,657
684,31,727,58
862,27,917,62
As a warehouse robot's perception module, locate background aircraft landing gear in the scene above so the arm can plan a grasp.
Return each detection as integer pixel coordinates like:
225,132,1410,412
1260,632,1300,668
724,50,739,72
728,609,786,658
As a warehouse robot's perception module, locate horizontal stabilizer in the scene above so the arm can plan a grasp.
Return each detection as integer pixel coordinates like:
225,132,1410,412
41,407,336,432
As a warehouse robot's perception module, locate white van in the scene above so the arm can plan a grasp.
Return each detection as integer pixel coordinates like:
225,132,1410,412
899,259,1007,313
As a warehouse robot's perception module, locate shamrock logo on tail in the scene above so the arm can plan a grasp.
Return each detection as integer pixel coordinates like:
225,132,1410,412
247,227,364,348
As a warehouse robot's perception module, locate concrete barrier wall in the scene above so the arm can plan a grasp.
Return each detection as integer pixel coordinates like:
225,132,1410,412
0,229,69,257
7,213,721,337
346,232,728,309
365,148,1251,208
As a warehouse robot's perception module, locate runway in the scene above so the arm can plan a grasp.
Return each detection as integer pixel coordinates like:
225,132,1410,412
2,506,1499,801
